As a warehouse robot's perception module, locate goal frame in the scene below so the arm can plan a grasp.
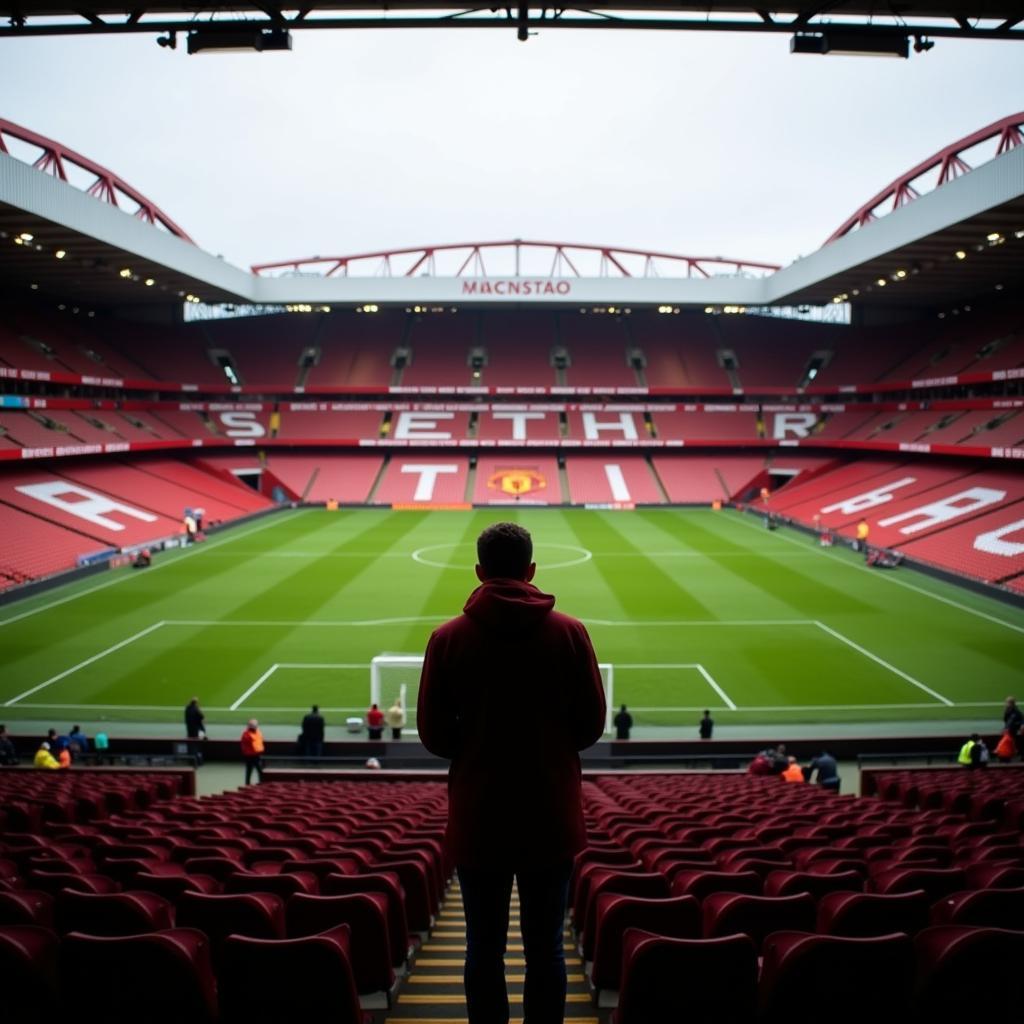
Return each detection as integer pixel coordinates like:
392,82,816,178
370,655,615,734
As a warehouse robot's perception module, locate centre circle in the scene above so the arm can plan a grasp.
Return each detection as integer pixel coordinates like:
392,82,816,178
411,542,593,571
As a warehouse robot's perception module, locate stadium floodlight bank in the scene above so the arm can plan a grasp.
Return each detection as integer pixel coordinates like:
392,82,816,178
370,654,615,735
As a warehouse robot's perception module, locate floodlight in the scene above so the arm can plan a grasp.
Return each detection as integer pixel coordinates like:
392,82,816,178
187,27,292,55
791,31,909,58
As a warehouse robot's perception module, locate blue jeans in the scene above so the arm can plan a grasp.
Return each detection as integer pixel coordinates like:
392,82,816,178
457,861,572,1024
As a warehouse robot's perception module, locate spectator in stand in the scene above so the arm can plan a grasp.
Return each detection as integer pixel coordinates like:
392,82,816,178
418,522,606,1024
957,733,983,769
0,724,18,765
240,719,265,784
809,750,841,791
366,703,385,741
781,756,806,783
699,710,714,740
384,699,406,741
855,518,870,557
1005,697,1023,758
57,744,72,768
185,698,206,766
614,704,633,740
301,704,326,758
34,741,60,770
68,724,89,754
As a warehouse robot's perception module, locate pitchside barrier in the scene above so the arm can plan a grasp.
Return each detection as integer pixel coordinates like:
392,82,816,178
369,653,615,735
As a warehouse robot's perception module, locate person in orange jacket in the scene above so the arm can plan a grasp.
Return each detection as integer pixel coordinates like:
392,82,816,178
240,718,265,784
782,756,806,783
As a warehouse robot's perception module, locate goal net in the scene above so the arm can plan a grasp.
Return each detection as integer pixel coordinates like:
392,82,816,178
370,654,615,734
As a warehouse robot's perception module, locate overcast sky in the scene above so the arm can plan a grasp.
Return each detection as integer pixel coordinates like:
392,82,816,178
1,26,1021,273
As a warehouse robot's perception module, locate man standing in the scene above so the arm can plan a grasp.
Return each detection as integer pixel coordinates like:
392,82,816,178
418,522,606,1024
385,698,406,741
366,703,385,741
185,697,206,766
613,704,633,740
698,710,714,740
855,518,870,558
240,719,265,784
809,750,841,791
301,704,326,758
1004,697,1023,759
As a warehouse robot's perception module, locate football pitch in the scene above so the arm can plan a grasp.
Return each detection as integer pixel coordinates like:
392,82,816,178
2,506,1022,732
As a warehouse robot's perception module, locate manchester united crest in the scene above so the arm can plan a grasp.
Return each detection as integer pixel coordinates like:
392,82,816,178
486,467,547,497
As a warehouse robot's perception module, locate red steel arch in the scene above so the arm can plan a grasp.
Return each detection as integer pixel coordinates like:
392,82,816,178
251,240,780,279
0,118,194,243
827,111,1024,245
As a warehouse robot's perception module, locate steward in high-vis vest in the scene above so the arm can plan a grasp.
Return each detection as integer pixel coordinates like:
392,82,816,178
958,734,981,768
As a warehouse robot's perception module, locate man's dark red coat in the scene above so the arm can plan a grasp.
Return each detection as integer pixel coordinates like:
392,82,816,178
418,578,606,868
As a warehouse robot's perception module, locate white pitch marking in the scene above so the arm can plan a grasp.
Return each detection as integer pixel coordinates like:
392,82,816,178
163,617,448,627
4,621,167,706
587,619,814,627
813,620,954,706
615,662,737,711
231,664,279,711
0,509,309,628
630,702,959,712
696,664,737,711
230,662,369,711
730,508,1024,636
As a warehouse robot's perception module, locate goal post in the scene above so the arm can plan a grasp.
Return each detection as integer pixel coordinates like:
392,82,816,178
370,654,615,734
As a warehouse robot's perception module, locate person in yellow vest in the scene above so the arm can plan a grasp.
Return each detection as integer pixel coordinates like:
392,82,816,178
781,756,806,783
385,699,407,741
958,733,982,769
855,518,870,557
34,741,60,769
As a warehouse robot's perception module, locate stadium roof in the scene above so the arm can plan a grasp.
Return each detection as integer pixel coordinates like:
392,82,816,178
1,111,1022,313
0,3,1021,43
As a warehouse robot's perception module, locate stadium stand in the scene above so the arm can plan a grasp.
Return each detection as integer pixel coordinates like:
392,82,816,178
559,313,637,387
472,455,562,504
261,453,383,503
627,313,729,389
653,455,767,503
651,407,758,441
476,311,560,386
307,312,399,388
564,456,664,505
400,314,479,387
371,456,469,505
475,408,563,441
0,468,184,546
275,408,384,441
0,502,106,587
899,501,1024,583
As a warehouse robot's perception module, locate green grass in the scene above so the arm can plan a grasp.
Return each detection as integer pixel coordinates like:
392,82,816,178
2,506,1022,730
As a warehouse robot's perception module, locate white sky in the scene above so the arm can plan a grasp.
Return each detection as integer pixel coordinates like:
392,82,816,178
2,26,1022,272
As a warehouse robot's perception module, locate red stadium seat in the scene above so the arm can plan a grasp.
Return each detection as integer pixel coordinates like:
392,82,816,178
914,926,1024,1021
0,890,54,927
669,869,762,903
61,928,218,1024
612,927,757,1024
285,892,395,996
55,889,173,935
816,889,931,937
758,931,914,1020
929,886,1024,928
763,869,863,898
701,892,816,950
219,924,367,1024
0,925,60,1014
589,894,701,994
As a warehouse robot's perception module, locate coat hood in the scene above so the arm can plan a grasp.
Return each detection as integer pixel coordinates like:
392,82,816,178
463,578,556,632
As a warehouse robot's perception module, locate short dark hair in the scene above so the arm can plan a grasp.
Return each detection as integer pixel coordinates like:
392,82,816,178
477,522,533,579
312,705,319,713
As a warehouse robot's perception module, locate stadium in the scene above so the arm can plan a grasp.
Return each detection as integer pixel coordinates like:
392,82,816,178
1,4,1024,1022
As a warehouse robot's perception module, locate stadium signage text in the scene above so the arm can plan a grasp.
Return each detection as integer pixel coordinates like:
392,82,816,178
461,279,572,296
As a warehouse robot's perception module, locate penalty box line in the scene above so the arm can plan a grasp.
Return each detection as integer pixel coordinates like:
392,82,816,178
812,620,954,707
618,663,736,711
231,662,366,712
